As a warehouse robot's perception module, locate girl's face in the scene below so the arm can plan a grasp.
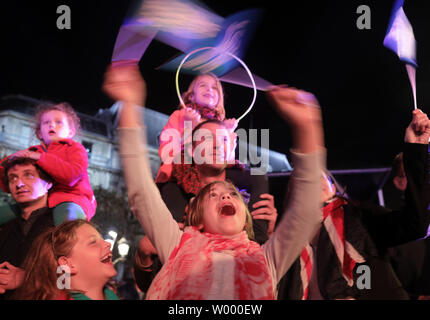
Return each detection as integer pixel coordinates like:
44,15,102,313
201,182,247,236
66,224,116,286
38,110,75,145
191,75,220,109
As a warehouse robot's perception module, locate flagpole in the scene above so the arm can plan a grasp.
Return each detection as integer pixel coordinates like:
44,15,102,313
405,64,417,110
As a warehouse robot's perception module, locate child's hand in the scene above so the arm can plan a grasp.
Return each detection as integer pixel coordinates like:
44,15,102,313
103,63,146,106
10,150,41,161
182,108,201,127
223,118,238,132
405,109,430,144
266,86,321,128
266,86,324,153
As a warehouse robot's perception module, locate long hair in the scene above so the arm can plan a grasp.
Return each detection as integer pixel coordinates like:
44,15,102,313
186,180,254,240
180,73,226,120
12,219,92,300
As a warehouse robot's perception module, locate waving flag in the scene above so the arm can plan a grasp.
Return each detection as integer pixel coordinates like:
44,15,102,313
111,0,272,91
383,0,418,109
157,9,260,76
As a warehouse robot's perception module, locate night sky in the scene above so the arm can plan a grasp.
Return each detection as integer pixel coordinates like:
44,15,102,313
1,0,430,171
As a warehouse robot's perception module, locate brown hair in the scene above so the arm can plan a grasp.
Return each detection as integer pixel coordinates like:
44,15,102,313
12,219,93,300
192,119,226,136
2,157,52,192
181,74,226,120
186,180,254,240
34,102,81,140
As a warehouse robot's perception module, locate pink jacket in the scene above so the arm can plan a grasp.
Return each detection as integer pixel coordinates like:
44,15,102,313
155,109,237,183
156,110,186,183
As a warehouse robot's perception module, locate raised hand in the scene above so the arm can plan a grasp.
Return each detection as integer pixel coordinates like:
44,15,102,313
266,86,324,153
182,107,202,127
103,63,146,107
266,86,321,128
404,109,430,144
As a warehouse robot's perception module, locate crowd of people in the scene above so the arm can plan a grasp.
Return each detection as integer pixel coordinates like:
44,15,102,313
1,61,430,300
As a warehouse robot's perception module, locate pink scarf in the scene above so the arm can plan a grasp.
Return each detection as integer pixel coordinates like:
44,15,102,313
146,226,274,300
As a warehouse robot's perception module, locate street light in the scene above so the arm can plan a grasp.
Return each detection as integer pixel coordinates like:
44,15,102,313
113,237,130,265
113,237,130,283
117,237,130,258
106,229,118,250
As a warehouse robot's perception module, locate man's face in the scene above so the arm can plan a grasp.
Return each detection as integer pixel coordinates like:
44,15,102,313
7,164,52,205
192,122,231,170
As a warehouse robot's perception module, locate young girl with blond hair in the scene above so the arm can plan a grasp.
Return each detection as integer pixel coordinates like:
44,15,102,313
104,64,325,299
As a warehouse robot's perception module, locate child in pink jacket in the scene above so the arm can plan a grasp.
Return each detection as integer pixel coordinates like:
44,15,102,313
156,73,237,183
0,103,96,226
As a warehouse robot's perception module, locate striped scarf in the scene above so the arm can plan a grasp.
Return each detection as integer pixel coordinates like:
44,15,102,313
188,102,224,121
300,197,365,299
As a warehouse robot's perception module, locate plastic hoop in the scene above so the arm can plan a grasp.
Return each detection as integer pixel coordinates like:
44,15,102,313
175,46,257,122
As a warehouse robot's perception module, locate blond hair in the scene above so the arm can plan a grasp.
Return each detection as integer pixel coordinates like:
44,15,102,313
186,180,254,240
181,74,226,120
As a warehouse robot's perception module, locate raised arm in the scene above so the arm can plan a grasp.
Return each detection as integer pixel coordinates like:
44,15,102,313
362,109,430,248
263,86,325,287
103,64,182,264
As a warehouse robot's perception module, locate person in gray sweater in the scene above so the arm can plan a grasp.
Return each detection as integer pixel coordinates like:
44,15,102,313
103,64,325,299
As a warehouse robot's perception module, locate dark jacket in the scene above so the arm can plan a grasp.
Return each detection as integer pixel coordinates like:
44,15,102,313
278,143,430,300
0,206,54,299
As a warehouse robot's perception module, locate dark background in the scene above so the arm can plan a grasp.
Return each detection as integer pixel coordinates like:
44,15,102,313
1,0,429,171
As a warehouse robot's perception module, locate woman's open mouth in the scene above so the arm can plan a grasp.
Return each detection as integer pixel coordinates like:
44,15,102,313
100,253,113,264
